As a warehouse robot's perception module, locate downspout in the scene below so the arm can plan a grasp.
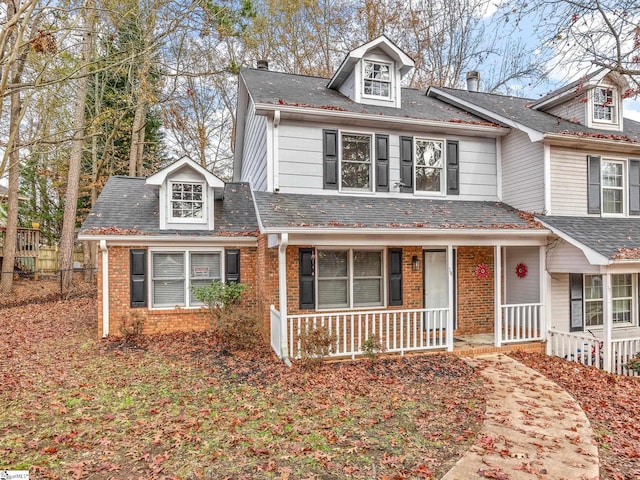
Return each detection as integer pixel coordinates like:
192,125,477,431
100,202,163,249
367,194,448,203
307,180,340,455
278,233,291,366
99,239,109,337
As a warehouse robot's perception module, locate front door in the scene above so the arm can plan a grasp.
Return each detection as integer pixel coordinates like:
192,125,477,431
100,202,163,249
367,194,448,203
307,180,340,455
424,249,455,328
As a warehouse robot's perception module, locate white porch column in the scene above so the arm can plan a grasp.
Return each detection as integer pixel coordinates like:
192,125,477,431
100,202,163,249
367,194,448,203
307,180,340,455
539,245,547,341
446,245,454,352
278,233,290,364
495,245,502,347
602,272,612,372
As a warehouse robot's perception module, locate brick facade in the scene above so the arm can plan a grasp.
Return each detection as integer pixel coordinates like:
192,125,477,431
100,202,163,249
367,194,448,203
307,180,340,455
99,245,258,337
455,246,495,335
98,242,498,340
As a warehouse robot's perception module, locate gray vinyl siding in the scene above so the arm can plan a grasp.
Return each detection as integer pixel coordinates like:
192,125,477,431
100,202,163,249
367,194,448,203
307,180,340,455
277,122,497,200
504,246,540,304
546,239,600,274
549,274,570,331
240,99,268,191
501,130,544,212
546,95,587,125
338,69,355,100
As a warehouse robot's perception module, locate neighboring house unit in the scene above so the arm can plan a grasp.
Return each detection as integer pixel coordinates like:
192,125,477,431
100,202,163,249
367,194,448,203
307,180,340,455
80,36,640,374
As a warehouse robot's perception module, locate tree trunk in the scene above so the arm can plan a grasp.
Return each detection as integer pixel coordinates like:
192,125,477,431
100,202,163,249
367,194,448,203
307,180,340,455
59,1,94,292
128,99,146,176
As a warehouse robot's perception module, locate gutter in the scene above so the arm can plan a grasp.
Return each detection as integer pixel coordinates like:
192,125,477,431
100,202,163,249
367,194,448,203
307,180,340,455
99,239,110,337
253,103,510,136
258,227,550,236
535,218,610,265
77,234,258,245
278,233,291,366
543,133,640,153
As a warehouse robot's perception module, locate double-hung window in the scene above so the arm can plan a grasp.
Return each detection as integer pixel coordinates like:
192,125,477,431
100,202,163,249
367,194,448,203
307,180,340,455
584,274,633,327
151,250,221,308
602,160,624,214
363,61,391,99
170,182,204,220
593,87,615,123
341,133,372,191
317,249,383,309
415,139,444,193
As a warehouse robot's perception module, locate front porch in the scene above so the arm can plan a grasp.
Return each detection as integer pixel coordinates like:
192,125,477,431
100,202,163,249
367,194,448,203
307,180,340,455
270,303,545,361
548,328,640,376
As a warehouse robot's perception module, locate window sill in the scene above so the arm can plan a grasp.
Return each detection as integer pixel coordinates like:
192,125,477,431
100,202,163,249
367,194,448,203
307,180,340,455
148,306,209,315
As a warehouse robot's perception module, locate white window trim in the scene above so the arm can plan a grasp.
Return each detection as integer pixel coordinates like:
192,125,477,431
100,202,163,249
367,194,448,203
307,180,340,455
414,137,446,196
339,130,375,193
316,247,386,311
601,158,626,217
168,180,207,224
591,86,616,125
362,60,393,101
149,247,224,310
583,273,635,329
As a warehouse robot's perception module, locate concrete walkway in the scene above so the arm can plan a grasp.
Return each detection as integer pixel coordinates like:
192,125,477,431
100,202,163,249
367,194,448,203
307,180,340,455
442,354,600,480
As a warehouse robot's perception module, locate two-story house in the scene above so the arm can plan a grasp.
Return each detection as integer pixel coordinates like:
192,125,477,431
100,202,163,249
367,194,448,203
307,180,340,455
80,36,640,373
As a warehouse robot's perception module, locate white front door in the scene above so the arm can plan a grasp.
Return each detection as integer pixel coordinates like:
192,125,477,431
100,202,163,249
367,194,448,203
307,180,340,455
424,249,455,327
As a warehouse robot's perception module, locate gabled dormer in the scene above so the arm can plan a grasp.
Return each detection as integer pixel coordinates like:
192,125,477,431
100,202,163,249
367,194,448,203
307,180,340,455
531,69,629,132
145,158,225,231
327,35,414,109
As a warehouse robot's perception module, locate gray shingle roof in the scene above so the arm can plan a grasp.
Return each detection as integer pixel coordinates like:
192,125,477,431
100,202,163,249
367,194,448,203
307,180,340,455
254,192,541,230
538,215,640,260
241,68,496,126
434,87,640,141
80,176,258,236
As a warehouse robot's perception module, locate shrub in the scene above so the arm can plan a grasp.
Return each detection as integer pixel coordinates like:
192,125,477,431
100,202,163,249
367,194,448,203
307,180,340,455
192,281,259,350
362,334,385,360
119,313,144,344
298,326,334,367
626,352,640,374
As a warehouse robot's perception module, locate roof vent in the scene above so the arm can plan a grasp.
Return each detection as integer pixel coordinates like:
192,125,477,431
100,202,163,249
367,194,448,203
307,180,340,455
466,71,480,92
256,59,269,71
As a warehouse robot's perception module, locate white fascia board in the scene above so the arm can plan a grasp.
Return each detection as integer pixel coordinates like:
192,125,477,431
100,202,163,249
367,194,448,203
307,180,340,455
427,88,544,142
77,234,257,246
253,103,509,137
146,157,224,188
260,227,549,237
535,218,610,265
250,188,267,234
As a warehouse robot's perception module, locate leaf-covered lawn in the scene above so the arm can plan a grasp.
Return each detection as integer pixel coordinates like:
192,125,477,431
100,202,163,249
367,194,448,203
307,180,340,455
1,296,485,479
510,352,640,480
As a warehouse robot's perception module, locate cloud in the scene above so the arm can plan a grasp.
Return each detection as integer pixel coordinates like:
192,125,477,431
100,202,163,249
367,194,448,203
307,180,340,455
624,99,640,122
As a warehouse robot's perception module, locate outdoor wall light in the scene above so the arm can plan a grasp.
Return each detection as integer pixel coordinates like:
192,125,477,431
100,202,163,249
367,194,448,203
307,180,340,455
412,255,420,272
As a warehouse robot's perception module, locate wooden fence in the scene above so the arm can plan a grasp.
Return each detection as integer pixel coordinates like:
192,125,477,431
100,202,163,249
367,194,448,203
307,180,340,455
35,246,85,272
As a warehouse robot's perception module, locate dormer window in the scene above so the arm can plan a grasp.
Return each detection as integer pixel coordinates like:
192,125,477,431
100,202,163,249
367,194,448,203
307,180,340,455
363,60,391,99
593,87,615,123
170,181,205,222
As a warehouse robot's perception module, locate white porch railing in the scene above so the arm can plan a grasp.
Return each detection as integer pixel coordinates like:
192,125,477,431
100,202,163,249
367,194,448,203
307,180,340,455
548,329,640,376
500,303,543,343
287,308,449,360
270,305,282,359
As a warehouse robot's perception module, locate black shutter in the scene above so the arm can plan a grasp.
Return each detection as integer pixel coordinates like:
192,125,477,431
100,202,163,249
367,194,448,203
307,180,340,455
569,273,584,332
323,129,339,190
587,155,601,214
446,140,460,195
299,248,315,309
130,249,147,308
629,159,640,215
225,249,240,283
399,136,413,193
388,248,403,306
375,134,389,192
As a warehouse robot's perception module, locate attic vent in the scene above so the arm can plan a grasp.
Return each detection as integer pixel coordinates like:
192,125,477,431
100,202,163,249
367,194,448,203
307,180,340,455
466,71,480,92
257,59,269,70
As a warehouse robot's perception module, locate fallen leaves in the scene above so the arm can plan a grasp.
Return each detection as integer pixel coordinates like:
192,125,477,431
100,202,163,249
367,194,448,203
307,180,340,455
0,289,486,479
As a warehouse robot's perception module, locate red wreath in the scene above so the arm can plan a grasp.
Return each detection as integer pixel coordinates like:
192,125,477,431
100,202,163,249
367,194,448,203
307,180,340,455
515,262,528,278
475,263,489,279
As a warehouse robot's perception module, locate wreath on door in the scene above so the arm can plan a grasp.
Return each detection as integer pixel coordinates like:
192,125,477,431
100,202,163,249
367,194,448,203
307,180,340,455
515,262,528,278
475,263,489,279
